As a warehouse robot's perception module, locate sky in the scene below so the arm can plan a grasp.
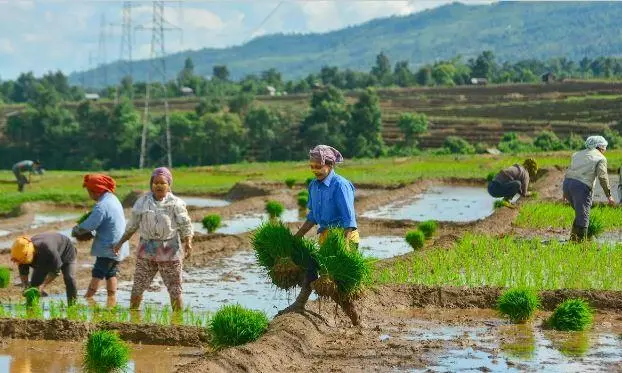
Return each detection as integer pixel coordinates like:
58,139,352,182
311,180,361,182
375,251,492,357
0,0,495,79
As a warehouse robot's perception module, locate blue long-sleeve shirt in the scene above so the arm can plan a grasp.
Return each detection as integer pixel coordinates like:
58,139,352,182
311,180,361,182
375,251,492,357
77,192,129,261
306,170,357,233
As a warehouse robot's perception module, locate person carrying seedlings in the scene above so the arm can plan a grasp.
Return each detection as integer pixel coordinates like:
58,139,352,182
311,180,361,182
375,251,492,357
10,233,78,305
279,145,362,326
563,135,615,241
12,160,43,192
487,159,538,206
71,174,129,308
112,167,193,312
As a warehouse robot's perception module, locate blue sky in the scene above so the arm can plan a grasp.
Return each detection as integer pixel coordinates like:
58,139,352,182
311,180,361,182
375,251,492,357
0,0,493,79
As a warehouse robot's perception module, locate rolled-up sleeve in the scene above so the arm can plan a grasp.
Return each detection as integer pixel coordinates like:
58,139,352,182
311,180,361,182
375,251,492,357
597,159,612,197
174,201,193,239
334,181,357,229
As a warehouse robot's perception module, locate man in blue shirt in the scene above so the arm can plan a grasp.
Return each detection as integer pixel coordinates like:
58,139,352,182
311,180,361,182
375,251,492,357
279,145,362,326
71,174,129,307
12,160,42,192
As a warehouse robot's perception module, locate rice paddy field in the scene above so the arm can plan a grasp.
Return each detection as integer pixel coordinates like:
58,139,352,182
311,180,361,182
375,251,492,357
2,84,622,372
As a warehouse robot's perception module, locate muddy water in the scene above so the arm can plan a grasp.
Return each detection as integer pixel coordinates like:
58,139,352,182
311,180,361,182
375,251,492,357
359,236,412,259
192,209,305,235
178,195,230,208
0,230,10,237
362,186,495,222
30,212,81,229
0,339,199,373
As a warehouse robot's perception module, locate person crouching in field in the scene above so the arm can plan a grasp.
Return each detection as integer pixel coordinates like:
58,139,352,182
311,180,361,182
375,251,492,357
563,136,615,241
487,159,538,207
279,145,362,326
113,167,193,312
72,174,129,307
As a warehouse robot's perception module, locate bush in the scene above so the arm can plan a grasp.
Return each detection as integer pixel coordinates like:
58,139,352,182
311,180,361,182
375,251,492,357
285,178,296,188
418,221,438,239
533,131,564,151
265,200,284,219
405,230,425,250
498,132,535,153
564,133,584,150
24,287,40,307
210,304,269,348
548,299,593,331
297,195,308,209
443,136,475,154
83,330,130,373
497,288,540,323
603,128,622,149
202,214,222,233
0,266,10,288
398,112,428,147
587,214,604,238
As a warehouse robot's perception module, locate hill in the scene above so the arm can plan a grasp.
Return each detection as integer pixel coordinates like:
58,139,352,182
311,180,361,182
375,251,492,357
70,1,622,86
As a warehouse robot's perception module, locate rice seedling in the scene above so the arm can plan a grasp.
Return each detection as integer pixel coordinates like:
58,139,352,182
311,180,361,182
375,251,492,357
48,300,62,319
497,288,540,323
143,304,155,324
0,266,11,288
202,214,222,233
23,287,40,308
417,221,438,239
405,230,425,250
494,199,507,209
77,211,92,224
305,177,314,186
157,306,171,325
548,299,593,331
516,202,622,230
285,178,296,188
209,304,269,349
297,195,308,209
265,200,284,219
83,330,130,373
486,172,496,182
297,190,309,198
587,215,604,238
313,228,373,300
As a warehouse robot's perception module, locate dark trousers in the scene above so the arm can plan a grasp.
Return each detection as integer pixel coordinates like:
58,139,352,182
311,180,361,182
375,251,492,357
487,180,521,200
13,169,28,192
563,178,592,229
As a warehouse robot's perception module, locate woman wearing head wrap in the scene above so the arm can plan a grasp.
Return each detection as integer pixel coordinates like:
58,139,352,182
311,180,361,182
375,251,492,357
71,174,129,307
563,135,615,241
487,159,538,205
279,145,362,326
112,167,193,311
11,233,78,305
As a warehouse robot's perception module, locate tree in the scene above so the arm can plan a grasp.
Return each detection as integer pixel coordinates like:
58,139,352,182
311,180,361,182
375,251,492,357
393,61,414,87
443,136,475,154
415,67,433,86
228,92,255,115
432,63,457,86
299,86,350,153
261,68,282,88
371,52,392,85
345,88,385,158
533,131,563,151
398,113,428,147
213,65,230,81
470,50,497,79
244,106,280,161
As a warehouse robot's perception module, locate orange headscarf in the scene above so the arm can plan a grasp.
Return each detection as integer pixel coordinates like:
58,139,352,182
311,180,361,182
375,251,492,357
83,174,116,194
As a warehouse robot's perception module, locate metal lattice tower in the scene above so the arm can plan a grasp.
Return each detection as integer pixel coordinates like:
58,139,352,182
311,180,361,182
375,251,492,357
119,2,133,94
97,14,108,88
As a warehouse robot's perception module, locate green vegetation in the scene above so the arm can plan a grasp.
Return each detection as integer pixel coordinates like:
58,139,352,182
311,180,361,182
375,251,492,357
209,304,269,349
23,287,41,308
494,200,507,209
375,234,622,290
202,214,222,233
548,299,594,331
83,330,130,373
285,178,296,188
305,177,314,186
265,200,285,219
486,172,496,182
587,215,605,238
516,202,622,231
405,230,426,250
0,267,10,289
497,288,540,323
297,195,308,209
418,221,438,239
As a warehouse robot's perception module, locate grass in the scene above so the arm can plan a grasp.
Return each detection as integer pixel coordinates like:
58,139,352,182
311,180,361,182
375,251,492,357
405,230,425,250
0,266,10,288
548,299,593,331
83,330,130,373
209,304,269,349
375,233,622,290
265,200,284,219
202,214,222,233
516,202,622,231
418,221,438,239
497,288,540,323
285,178,296,188
587,215,605,238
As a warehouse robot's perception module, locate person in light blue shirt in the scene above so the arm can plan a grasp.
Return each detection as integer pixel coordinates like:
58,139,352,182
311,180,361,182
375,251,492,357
279,145,361,326
71,174,129,307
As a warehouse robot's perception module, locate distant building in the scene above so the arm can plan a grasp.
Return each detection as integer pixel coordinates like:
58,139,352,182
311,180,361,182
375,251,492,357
265,86,277,96
470,77,488,85
181,87,194,96
542,72,556,83
84,93,100,101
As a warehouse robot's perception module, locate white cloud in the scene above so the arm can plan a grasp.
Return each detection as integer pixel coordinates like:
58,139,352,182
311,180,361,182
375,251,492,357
0,38,14,54
298,1,343,32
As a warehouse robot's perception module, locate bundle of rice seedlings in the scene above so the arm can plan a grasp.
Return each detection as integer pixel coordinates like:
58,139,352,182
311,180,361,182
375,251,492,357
548,299,593,331
77,212,92,224
312,228,372,301
405,230,425,250
83,330,130,373
497,288,540,323
297,195,309,209
297,190,309,198
305,177,314,186
486,172,496,183
0,266,10,289
74,212,94,241
23,287,41,308
587,215,604,238
251,221,316,289
265,200,284,219
418,220,438,239
202,214,222,233
494,199,506,209
210,304,269,348
285,178,296,188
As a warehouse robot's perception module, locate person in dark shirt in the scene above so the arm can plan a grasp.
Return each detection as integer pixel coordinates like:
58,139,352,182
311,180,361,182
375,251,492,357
10,233,78,305
487,158,538,204
12,160,42,192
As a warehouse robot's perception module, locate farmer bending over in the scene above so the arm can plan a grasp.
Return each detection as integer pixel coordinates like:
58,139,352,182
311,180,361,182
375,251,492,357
72,174,129,308
11,233,78,305
563,135,614,241
279,145,362,326
12,160,42,192
487,158,538,206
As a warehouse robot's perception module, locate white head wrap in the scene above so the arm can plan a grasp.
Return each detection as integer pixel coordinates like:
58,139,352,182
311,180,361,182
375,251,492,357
585,136,608,150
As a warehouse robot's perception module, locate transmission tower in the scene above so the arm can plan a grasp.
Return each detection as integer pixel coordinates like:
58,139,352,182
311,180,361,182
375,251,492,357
120,2,133,95
138,1,180,169
98,14,108,88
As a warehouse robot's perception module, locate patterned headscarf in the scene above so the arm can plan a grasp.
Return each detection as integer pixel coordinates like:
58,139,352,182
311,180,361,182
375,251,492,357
309,145,344,165
151,167,173,186
83,174,116,194
585,136,608,150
